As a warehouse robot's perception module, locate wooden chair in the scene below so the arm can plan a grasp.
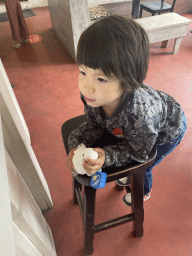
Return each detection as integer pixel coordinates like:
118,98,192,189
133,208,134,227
139,0,177,18
61,115,157,255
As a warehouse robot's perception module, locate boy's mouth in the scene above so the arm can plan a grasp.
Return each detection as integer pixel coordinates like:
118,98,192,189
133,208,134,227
84,96,96,103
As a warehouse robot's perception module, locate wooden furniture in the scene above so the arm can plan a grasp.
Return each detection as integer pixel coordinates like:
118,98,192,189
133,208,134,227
0,59,57,256
48,0,191,58
61,114,157,255
136,12,191,54
139,0,176,18
48,0,91,60
99,0,192,19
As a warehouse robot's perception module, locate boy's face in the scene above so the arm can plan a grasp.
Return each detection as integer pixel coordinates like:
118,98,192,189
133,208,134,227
78,65,123,115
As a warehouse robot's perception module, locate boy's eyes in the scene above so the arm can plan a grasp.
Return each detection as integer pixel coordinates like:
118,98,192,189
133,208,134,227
79,71,107,83
97,78,107,83
80,71,86,76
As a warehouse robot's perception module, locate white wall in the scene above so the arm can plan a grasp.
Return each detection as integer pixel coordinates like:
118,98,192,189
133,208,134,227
88,0,128,8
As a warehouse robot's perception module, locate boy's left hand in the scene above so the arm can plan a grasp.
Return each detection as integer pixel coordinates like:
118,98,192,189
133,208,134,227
83,148,105,176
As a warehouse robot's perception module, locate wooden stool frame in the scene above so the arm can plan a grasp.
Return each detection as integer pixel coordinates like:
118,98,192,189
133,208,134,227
61,115,157,255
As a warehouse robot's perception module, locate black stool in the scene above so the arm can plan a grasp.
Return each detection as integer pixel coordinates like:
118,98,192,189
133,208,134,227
61,115,157,255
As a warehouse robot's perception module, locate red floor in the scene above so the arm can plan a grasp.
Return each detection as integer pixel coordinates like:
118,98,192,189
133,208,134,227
0,7,192,256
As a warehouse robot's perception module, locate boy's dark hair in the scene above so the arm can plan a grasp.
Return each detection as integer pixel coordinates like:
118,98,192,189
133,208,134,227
76,15,150,92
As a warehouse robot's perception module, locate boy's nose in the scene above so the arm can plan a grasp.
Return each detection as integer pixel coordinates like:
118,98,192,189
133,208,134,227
83,83,95,94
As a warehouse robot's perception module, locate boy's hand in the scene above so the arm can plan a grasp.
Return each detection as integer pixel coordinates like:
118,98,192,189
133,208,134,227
83,148,105,176
66,149,76,170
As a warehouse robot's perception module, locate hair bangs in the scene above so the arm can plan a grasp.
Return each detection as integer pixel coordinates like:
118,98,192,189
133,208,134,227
76,22,117,78
76,15,150,92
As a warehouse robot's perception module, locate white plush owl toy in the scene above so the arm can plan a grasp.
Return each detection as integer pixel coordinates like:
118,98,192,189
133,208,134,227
72,143,102,176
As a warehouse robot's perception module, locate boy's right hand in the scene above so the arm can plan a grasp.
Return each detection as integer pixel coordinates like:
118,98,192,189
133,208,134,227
66,149,76,170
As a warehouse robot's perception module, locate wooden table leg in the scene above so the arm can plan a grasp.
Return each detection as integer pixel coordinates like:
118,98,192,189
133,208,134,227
84,186,96,255
161,40,169,48
173,37,182,54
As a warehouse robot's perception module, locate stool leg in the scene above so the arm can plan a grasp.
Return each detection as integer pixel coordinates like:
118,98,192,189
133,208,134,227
131,171,145,238
115,182,124,191
84,186,96,255
73,177,82,205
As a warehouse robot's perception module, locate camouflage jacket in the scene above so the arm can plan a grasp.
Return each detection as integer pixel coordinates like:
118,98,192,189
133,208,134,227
68,84,184,167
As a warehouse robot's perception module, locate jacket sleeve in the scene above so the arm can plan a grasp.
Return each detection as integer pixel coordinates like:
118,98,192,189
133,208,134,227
102,86,165,168
68,119,104,152
68,94,104,151
103,128,158,168
102,110,160,167
103,136,157,168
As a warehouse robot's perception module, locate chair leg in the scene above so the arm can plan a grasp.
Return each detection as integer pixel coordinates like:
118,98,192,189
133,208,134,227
131,171,145,238
84,186,96,255
73,177,82,205
115,182,124,191
139,8,143,18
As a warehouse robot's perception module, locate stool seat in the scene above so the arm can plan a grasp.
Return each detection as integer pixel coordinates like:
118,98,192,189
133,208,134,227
75,149,157,186
61,115,157,255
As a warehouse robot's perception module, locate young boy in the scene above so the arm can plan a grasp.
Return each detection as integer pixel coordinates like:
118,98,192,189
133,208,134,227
66,15,187,206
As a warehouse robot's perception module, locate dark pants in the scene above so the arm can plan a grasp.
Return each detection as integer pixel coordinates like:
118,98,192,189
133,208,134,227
5,0,29,43
143,112,187,194
91,112,187,195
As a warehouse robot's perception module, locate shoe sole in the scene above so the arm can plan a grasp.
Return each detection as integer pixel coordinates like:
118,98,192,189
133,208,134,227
123,191,151,206
116,179,130,187
22,40,30,44
144,194,151,201
122,195,132,207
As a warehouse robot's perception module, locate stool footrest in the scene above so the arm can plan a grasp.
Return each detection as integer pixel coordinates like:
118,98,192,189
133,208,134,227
75,187,84,220
94,213,135,233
